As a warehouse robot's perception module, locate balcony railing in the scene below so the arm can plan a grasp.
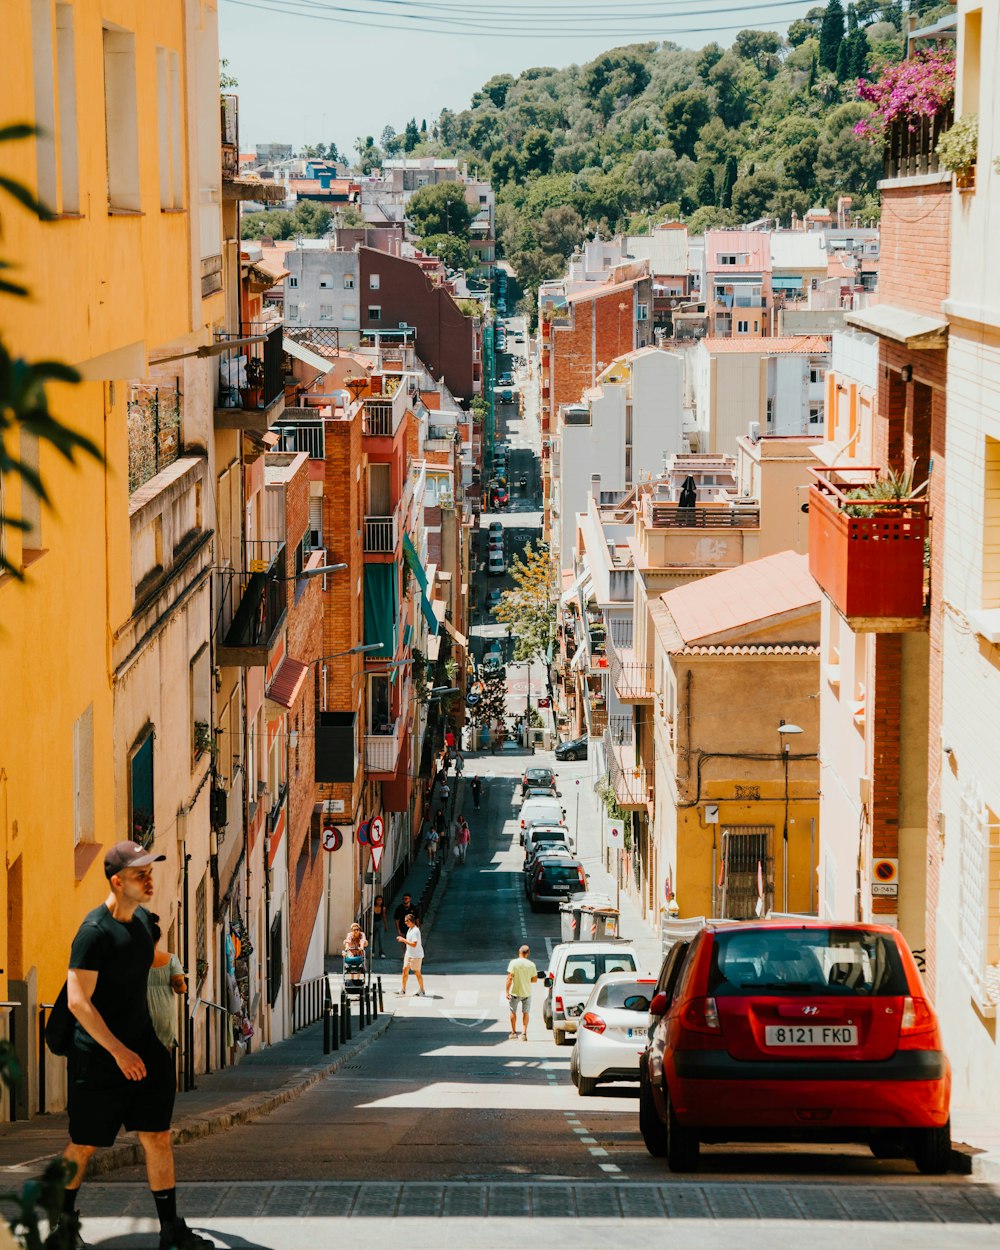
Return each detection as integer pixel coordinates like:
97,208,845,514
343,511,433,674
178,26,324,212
221,94,239,178
607,715,634,746
606,633,654,702
644,498,760,529
272,415,325,460
884,107,953,181
217,541,288,667
361,384,411,439
808,467,928,630
215,323,286,431
605,731,650,811
364,512,399,554
364,722,402,775
128,380,182,494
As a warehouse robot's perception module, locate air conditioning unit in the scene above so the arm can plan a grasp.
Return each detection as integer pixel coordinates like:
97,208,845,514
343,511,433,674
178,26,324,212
748,421,761,444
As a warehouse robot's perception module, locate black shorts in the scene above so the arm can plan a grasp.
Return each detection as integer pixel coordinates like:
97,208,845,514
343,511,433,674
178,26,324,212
67,1037,176,1148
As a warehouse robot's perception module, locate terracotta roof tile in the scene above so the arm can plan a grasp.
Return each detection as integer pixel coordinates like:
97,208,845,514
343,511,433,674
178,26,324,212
661,550,819,644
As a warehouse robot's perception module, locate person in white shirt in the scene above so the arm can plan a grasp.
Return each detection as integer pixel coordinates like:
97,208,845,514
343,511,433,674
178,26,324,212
396,914,425,996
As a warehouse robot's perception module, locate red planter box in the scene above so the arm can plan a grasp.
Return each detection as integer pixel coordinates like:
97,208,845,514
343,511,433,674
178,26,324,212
808,469,927,625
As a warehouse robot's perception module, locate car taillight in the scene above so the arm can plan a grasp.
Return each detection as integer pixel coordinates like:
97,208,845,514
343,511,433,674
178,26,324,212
679,997,721,1035
898,996,940,1048
555,995,564,1014
577,867,586,887
581,1012,605,1034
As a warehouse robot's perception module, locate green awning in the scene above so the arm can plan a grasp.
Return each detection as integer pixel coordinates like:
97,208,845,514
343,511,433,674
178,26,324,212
364,563,398,657
402,533,439,634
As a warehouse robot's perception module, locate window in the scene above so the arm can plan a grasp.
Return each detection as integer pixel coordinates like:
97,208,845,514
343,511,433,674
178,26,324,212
287,303,298,320
370,273,380,290
128,726,155,846
73,704,94,846
368,305,382,322
30,1,79,215
719,254,737,266
344,273,355,289
957,782,999,1010
637,303,648,321
318,273,332,288
342,304,357,322
287,275,298,287
19,430,42,552
268,911,283,1006
190,646,211,762
102,25,140,212
982,436,1000,608
809,367,824,385
319,303,332,320
309,497,323,549
155,47,182,209
709,928,909,997
737,320,749,333
809,404,823,425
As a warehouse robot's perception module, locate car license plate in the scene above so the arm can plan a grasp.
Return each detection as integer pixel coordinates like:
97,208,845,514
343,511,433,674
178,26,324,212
626,1027,642,1038
764,1025,858,1047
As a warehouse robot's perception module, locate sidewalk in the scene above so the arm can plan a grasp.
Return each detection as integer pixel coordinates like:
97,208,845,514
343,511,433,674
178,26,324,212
0,836,455,1183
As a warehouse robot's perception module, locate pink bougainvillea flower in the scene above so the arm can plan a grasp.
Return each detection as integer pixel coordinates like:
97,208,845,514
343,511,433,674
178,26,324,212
853,50,956,144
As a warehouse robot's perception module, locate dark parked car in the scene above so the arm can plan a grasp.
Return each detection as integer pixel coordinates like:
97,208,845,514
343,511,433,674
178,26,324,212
521,766,557,792
555,735,588,762
640,922,952,1174
527,854,587,911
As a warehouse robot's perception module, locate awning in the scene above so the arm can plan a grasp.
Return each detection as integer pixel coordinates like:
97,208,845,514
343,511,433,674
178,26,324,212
441,617,469,650
402,532,439,634
771,276,802,290
560,563,591,607
845,304,948,349
570,646,589,672
266,657,309,714
283,335,335,374
364,563,398,657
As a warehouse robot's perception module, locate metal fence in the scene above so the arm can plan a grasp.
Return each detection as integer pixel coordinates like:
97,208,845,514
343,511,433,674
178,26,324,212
128,380,182,493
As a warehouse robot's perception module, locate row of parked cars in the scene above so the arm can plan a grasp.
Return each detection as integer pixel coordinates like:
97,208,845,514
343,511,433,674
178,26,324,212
514,769,954,1175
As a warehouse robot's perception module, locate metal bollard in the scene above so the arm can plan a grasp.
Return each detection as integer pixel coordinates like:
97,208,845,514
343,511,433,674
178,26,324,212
331,1005,340,1051
357,990,365,1032
365,986,372,1026
370,984,378,1023
377,977,385,1013
323,1006,332,1055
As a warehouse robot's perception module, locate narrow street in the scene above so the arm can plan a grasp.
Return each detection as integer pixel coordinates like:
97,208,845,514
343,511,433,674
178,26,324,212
78,748,1000,1247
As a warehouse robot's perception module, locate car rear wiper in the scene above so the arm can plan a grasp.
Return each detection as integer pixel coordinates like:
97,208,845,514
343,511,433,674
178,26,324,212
737,981,824,993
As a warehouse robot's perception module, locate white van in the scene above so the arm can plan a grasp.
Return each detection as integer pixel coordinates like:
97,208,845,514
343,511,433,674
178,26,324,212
518,796,566,844
544,941,642,1046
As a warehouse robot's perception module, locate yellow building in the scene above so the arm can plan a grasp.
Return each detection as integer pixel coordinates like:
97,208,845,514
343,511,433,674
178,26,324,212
0,0,224,1116
643,551,821,921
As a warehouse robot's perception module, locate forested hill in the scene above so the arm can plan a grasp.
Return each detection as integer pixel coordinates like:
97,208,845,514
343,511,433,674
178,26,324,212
380,3,935,301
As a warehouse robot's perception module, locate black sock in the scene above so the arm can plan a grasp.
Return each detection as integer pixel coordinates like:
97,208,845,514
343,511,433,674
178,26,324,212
62,1188,79,1215
151,1187,177,1229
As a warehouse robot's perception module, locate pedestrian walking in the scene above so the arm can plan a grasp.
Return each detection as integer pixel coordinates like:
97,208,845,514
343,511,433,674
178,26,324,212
394,893,417,938
505,944,538,1041
57,841,213,1250
470,775,483,810
397,914,426,996
371,894,389,958
454,817,471,865
425,824,440,866
454,752,465,777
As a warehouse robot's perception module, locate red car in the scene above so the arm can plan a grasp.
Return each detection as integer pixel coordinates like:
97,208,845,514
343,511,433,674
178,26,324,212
640,922,951,1173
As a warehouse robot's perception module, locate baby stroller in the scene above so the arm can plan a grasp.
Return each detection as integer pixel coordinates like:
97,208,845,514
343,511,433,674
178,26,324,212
343,948,367,996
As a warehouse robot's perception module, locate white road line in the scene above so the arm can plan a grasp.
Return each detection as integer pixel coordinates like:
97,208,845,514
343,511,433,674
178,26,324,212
599,1163,622,1173
588,1147,609,1157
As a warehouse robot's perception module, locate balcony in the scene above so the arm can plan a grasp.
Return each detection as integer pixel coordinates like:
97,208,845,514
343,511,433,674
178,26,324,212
273,414,325,460
215,323,286,432
606,634,654,702
365,722,402,775
884,107,953,181
364,510,399,554
604,731,650,811
808,467,928,631
361,383,411,439
644,497,759,529
217,542,288,667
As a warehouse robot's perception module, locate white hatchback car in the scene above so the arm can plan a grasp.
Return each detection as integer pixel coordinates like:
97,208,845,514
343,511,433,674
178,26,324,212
569,972,657,1095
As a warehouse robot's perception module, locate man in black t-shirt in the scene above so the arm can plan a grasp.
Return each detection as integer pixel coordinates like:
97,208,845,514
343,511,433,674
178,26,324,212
394,893,418,937
58,841,213,1250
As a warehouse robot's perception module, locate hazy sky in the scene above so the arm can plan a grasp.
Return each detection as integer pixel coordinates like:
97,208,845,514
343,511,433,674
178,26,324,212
218,0,816,156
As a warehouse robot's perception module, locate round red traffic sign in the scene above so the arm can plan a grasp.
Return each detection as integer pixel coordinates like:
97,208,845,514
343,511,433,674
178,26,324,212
369,816,385,847
322,826,342,853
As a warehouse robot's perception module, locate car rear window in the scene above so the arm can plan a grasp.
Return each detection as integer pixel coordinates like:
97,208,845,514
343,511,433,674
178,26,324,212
597,981,653,1010
563,952,637,984
708,928,910,997
542,864,582,883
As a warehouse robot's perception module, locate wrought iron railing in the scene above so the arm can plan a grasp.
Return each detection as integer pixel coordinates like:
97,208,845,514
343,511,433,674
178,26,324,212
216,323,284,412
364,513,398,554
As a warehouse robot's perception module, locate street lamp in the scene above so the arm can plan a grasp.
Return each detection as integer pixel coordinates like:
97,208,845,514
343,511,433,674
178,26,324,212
778,721,803,912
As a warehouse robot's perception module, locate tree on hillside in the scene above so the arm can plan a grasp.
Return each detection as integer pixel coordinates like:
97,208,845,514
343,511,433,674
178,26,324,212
582,51,650,103
473,73,516,110
731,169,782,221
495,542,559,667
663,88,713,159
241,200,333,240
695,42,724,77
407,182,473,240
734,30,784,77
491,146,521,187
819,0,846,73
788,7,826,45
718,154,739,208
419,233,471,270
380,125,402,157
696,165,716,206
629,148,683,209
522,129,555,176
535,205,585,258
404,118,420,152
354,134,382,174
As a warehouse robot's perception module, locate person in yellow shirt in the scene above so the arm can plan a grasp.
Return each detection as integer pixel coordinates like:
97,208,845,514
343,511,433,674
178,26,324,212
504,944,538,1041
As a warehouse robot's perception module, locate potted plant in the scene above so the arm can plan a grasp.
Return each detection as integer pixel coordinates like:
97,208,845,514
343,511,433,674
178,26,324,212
240,354,265,408
842,465,927,517
937,113,979,189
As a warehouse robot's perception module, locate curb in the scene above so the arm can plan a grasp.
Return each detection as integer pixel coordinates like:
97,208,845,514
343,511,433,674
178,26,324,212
86,1013,392,1178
